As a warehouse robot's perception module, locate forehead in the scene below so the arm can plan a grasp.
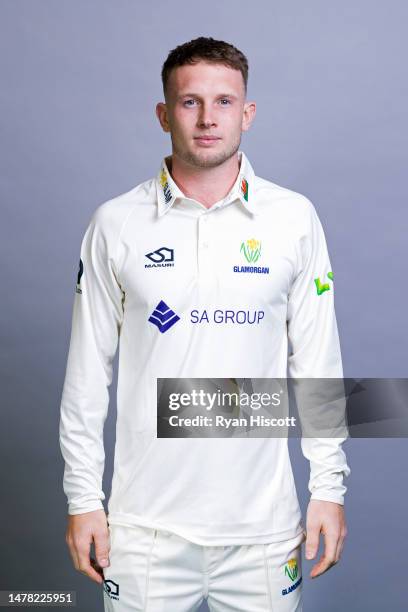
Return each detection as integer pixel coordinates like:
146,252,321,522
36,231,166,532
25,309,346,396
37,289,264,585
167,61,245,97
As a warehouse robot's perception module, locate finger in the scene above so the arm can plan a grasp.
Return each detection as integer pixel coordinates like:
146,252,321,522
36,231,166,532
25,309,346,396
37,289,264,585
90,556,105,579
334,537,344,563
65,532,80,571
76,538,104,584
310,532,338,579
94,526,111,568
305,524,320,560
334,527,347,563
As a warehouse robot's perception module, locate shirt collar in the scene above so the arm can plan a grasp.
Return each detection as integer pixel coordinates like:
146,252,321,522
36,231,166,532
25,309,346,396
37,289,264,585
155,150,256,217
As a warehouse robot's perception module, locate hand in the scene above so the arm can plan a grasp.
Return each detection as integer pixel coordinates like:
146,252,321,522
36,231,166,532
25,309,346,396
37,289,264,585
305,499,347,579
65,509,110,584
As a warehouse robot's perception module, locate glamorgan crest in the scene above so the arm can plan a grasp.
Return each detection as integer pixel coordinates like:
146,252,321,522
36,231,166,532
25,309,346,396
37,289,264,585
233,238,269,274
240,238,261,263
284,558,298,582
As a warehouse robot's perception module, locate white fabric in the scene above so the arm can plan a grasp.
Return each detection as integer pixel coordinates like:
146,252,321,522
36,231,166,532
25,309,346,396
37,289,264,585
102,523,306,611
59,150,350,545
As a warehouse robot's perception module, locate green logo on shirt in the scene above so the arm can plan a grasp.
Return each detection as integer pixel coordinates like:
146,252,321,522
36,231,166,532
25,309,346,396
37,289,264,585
284,558,299,582
240,238,261,263
314,271,334,295
240,177,249,201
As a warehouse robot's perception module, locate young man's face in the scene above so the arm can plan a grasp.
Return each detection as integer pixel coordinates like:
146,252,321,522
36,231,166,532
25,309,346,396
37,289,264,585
156,61,256,169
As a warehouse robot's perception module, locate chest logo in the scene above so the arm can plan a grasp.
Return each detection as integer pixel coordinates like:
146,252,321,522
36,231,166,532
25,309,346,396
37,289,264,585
149,300,180,333
241,238,261,263
233,238,269,274
145,247,174,268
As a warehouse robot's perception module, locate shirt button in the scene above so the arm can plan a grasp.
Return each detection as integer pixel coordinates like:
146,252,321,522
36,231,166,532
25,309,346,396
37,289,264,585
202,242,209,249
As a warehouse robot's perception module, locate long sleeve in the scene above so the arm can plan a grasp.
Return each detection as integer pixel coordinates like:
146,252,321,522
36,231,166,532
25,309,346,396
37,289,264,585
59,209,125,515
287,199,350,505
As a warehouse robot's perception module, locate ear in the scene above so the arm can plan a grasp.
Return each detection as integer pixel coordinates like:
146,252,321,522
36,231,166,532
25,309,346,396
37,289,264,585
156,102,171,133
241,101,256,133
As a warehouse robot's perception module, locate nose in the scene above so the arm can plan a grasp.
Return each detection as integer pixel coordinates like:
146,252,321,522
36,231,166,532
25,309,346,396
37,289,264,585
197,103,217,128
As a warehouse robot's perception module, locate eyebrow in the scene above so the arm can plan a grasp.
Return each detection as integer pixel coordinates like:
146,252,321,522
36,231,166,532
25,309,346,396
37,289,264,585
177,93,238,101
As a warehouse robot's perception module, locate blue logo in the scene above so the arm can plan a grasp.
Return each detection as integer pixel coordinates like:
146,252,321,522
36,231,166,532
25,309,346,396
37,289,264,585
103,579,119,601
145,247,174,268
190,309,264,325
282,575,302,596
149,300,180,333
76,258,84,294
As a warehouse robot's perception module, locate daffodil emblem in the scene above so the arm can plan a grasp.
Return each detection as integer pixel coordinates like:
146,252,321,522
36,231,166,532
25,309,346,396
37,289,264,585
159,168,172,204
240,238,261,263
159,168,168,187
284,558,298,582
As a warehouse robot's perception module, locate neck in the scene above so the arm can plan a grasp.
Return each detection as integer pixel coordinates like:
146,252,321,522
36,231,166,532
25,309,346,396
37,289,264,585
168,151,241,209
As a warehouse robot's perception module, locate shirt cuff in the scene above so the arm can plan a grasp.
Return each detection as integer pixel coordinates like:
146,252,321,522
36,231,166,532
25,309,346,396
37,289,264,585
310,490,345,506
68,499,105,515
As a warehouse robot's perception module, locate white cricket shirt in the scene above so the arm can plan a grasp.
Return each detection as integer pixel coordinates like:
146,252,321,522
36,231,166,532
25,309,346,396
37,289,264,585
59,151,350,546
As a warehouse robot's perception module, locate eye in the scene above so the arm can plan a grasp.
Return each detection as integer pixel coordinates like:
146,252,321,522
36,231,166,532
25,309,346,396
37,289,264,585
219,98,231,105
183,99,198,107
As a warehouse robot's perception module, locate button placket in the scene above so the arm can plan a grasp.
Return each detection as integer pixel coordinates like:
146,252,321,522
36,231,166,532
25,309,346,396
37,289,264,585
197,214,212,284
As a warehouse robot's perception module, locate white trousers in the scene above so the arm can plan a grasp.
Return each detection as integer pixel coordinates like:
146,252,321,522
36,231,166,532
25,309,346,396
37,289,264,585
103,524,306,611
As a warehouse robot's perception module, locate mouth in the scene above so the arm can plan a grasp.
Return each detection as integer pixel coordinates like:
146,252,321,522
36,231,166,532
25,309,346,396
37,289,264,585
193,136,221,145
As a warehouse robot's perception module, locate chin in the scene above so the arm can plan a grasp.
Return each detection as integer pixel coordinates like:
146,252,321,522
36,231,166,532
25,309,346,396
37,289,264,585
174,142,236,168
193,152,228,168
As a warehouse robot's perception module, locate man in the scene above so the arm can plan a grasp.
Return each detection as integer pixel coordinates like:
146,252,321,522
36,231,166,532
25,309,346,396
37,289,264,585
60,37,350,611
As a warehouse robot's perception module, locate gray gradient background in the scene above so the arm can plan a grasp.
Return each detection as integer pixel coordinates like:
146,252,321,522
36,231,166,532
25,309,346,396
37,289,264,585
1,1,407,610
